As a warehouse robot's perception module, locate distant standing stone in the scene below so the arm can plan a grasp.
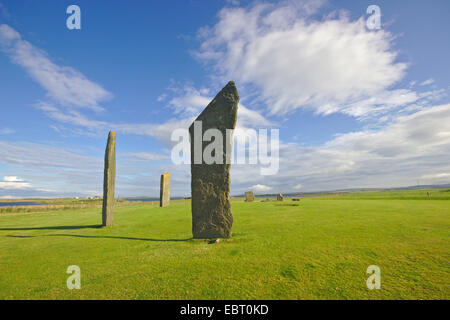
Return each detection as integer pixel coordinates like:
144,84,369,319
189,81,239,239
160,172,171,207
245,191,255,202
277,194,284,201
102,131,116,226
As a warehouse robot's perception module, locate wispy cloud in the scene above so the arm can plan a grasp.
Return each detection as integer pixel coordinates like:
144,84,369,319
249,184,272,192
0,140,103,197
420,78,434,86
0,127,15,135
0,24,112,111
229,103,450,193
127,152,168,161
163,84,274,128
4,176,23,182
421,172,450,180
0,176,31,190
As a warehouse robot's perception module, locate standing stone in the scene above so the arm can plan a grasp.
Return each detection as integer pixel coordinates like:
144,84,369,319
277,193,284,201
160,172,171,207
102,131,116,226
189,81,239,239
245,191,255,202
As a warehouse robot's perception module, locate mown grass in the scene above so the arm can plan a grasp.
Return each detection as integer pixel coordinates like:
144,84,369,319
0,190,448,300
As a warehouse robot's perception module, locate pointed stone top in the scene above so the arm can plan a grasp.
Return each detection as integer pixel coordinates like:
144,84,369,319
220,81,239,101
225,80,236,89
189,81,239,132
109,131,116,137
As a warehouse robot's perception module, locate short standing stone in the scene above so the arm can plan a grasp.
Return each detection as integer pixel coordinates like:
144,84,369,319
189,81,239,239
245,191,255,202
102,131,116,226
160,172,171,207
277,194,284,201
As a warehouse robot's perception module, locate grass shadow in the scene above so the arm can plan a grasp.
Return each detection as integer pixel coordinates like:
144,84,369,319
274,204,300,207
0,225,102,231
6,233,193,242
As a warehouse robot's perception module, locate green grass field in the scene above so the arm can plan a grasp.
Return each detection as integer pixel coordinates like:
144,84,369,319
0,190,449,299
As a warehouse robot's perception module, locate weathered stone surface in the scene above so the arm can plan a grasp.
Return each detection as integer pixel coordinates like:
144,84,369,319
160,172,171,207
189,81,239,239
277,194,284,201
245,191,255,202
102,131,116,226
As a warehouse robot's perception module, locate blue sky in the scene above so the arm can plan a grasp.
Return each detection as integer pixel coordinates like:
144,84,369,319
0,0,449,198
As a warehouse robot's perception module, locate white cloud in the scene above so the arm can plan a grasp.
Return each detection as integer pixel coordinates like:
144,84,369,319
327,103,450,157
0,24,112,111
0,176,31,189
250,184,272,192
421,173,450,179
35,100,191,146
0,139,188,197
226,0,240,6
36,80,273,147
0,24,19,42
36,102,108,129
4,176,23,182
420,78,434,86
0,24,195,147
0,140,102,171
196,3,410,117
0,127,14,135
230,103,450,193
165,84,274,128
116,118,194,146
0,140,103,197
334,89,421,118
168,86,212,115
237,104,274,128
127,152,168,161
0,195,17,199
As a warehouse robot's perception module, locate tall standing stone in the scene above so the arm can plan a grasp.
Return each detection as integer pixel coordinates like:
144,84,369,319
102,131,116,226
245,191,255,202
189,81,239,239
160,172,171,207
277,193,284,201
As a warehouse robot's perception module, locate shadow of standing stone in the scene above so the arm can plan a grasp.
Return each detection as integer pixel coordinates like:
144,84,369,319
189,81,239,239
160,172,171,207
102,131,116,226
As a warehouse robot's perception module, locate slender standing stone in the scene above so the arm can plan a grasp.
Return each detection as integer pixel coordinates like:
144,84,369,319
189,81,239,239
102,131,116,226
245,191,255,202
277,193,284,201
160,172,171,207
